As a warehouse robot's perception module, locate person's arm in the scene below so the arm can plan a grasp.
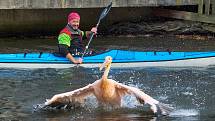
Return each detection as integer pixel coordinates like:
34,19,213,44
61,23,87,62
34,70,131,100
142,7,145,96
58,33,82,64
66,53,82,64
82,27,97,40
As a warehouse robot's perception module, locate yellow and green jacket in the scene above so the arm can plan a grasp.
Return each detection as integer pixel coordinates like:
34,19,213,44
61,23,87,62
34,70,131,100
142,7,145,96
58,24,91,49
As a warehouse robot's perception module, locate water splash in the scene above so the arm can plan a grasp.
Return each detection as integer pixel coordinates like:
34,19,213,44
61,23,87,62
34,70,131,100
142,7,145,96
182,92,193,96
121,95,142,108
170,109,199,117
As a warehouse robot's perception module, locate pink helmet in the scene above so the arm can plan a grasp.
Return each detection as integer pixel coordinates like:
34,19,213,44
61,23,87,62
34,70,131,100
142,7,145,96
68,12,80,23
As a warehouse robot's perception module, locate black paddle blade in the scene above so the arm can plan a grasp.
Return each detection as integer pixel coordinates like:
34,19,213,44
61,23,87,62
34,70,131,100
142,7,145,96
99,2,112,20
81,2,112,59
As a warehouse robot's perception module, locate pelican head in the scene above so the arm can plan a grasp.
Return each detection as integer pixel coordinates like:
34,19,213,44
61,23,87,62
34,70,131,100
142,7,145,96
99,56,112,71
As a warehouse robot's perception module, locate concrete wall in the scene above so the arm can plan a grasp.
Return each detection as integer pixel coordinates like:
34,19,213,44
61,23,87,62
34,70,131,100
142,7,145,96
0,0,198,36
0,0,197,9
0,7,152,36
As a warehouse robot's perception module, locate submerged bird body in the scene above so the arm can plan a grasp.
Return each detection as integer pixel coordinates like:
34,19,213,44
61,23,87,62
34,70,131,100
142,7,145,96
40,56,173,115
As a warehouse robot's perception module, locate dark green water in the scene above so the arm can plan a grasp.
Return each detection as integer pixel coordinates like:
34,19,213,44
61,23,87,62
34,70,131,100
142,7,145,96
0,36,215,53
0,36,215,121
1,67,215,121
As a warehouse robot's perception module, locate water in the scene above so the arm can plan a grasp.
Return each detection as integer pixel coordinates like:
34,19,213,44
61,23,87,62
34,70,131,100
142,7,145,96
0,36,215,121
0,67,215,121
0,36,215,53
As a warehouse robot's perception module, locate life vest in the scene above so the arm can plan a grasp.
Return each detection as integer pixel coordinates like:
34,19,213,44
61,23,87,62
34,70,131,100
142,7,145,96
60,24,84,51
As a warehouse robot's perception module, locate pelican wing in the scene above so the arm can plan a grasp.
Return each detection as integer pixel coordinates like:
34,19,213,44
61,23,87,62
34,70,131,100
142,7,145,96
114,81,159,105
44,84,94,108
115,81,173,115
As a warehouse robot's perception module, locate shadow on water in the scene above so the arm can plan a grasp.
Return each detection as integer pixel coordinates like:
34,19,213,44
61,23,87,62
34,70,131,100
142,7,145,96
32,107,159,121
0,66,215,121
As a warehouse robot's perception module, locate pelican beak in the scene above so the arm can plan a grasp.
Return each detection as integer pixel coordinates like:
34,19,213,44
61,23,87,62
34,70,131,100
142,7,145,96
99,56,112,71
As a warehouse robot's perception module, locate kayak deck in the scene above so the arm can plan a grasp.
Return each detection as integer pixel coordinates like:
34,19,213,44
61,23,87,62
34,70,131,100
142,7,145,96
0,50,215,68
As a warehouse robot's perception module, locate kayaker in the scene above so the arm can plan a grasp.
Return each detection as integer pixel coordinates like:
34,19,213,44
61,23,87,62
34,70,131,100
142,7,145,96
58,12,97,64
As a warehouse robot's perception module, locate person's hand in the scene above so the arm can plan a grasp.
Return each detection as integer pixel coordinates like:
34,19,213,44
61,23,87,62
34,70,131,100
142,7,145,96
74,58,83,64
91,27,97,35
79,58,83,63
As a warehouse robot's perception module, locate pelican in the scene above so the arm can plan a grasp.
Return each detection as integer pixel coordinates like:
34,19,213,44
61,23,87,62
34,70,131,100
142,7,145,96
37,56,173,116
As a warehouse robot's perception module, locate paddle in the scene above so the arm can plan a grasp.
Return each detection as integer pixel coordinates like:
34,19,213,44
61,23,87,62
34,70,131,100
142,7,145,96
81,2,112,59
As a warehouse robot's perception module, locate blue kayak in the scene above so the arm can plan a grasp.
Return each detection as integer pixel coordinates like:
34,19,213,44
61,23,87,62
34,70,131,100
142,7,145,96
0,49,215,68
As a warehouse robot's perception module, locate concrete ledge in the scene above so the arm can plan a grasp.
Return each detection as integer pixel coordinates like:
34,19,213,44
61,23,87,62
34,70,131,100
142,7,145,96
0,0,198,9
